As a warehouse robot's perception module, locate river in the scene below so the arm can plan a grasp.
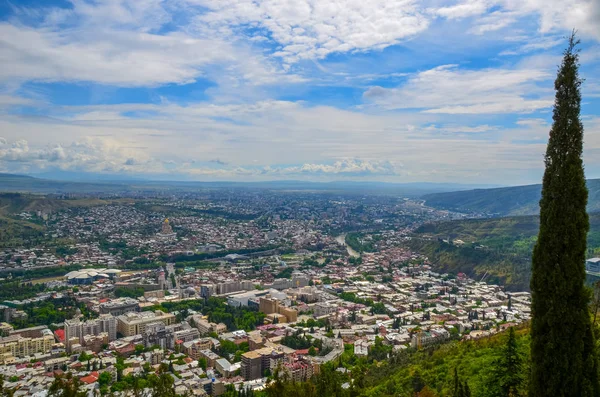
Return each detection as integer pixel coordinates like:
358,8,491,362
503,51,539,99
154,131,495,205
334,233,360,258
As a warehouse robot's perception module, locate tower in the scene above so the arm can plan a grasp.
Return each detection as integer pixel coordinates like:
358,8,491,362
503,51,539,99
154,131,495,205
162,218,173,235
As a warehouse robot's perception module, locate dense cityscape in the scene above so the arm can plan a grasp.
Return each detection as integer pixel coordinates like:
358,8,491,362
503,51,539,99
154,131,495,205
0,190,531,396
1,0,598,395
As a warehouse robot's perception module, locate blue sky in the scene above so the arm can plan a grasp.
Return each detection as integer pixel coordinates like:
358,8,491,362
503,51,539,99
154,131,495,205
0,0,599,184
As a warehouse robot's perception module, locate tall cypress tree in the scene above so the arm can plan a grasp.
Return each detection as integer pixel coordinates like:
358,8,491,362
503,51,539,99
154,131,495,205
530,33,599,396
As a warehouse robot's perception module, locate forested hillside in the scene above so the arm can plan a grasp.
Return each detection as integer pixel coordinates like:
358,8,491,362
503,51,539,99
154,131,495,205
0,193,134,248
262,327,530,397
409,214,600,291
423,178,600,216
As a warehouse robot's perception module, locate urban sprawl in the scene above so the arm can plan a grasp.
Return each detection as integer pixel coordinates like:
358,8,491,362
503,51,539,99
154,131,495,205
0,191,531,396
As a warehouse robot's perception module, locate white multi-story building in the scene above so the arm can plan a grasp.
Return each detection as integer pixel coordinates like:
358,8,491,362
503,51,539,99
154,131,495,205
0,334,55,363
117,311,176,337
64,314,117,351
217,281,241,295
314,302,337,317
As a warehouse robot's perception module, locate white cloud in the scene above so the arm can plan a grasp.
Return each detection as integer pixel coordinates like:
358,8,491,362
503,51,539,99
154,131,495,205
499,36,564,55
2,0,597,90
289,159,401,175
186,159,402,177
429,0,599,41
3,99,600,184
433,0,491,19
468,10,520,34
190,0,430,63
0,23,236,87
363,64,552,113
0,140,32,162
0,137,161,174
0,0,305,89
512,0,600,40
0,95,36,107
0,99,580,183
421,124,498,134
66,0,172,31
1,0,599,184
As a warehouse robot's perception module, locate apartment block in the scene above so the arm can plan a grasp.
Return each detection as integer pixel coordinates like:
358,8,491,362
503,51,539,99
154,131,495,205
182,338,212,360
64,314,117,351
199,349,221,368
0,334,54,363
117,311,176,337
99,298,140,316
241,347,285,381
259,296,298,323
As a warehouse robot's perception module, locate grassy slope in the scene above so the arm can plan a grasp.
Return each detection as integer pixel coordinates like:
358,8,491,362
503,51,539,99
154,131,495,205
423,179,600,216
0,193,134,213
408,214,600,291
360,328,530,397
0,173,128,194
0,193,135,248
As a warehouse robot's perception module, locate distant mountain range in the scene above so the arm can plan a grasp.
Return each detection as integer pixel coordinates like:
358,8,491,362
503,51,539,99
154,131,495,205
422,179,600,216
8,171,600,216
0,173,497,197
0,173,130,194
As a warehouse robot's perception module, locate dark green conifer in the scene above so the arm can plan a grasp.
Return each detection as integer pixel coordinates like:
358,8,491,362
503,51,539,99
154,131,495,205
453,367,460,397
464,382,471,397
530,33,599,396
490,327,523,396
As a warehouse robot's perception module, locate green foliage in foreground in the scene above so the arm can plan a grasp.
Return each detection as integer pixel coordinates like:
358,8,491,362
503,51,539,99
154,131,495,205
358,328,529,396
46,366,180,397
260,327,530,397
530,35,599,396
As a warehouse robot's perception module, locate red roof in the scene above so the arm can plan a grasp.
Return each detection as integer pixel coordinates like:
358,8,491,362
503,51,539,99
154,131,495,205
117,344,135,354
79,371,99,384
54,329,65,342
295,348,318,355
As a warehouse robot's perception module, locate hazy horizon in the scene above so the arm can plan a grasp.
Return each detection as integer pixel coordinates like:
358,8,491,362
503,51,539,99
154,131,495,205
3,170,504,188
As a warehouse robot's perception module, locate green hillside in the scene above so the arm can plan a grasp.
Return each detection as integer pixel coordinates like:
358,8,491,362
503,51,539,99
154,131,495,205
0,173,127,194
359,327,530,397
0,193,133,214
409,214,600,291
0,193,135,248
423,178,600,216
262,326,531,397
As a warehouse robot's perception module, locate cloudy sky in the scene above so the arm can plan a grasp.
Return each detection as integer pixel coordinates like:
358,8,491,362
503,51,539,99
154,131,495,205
1,0,599,184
